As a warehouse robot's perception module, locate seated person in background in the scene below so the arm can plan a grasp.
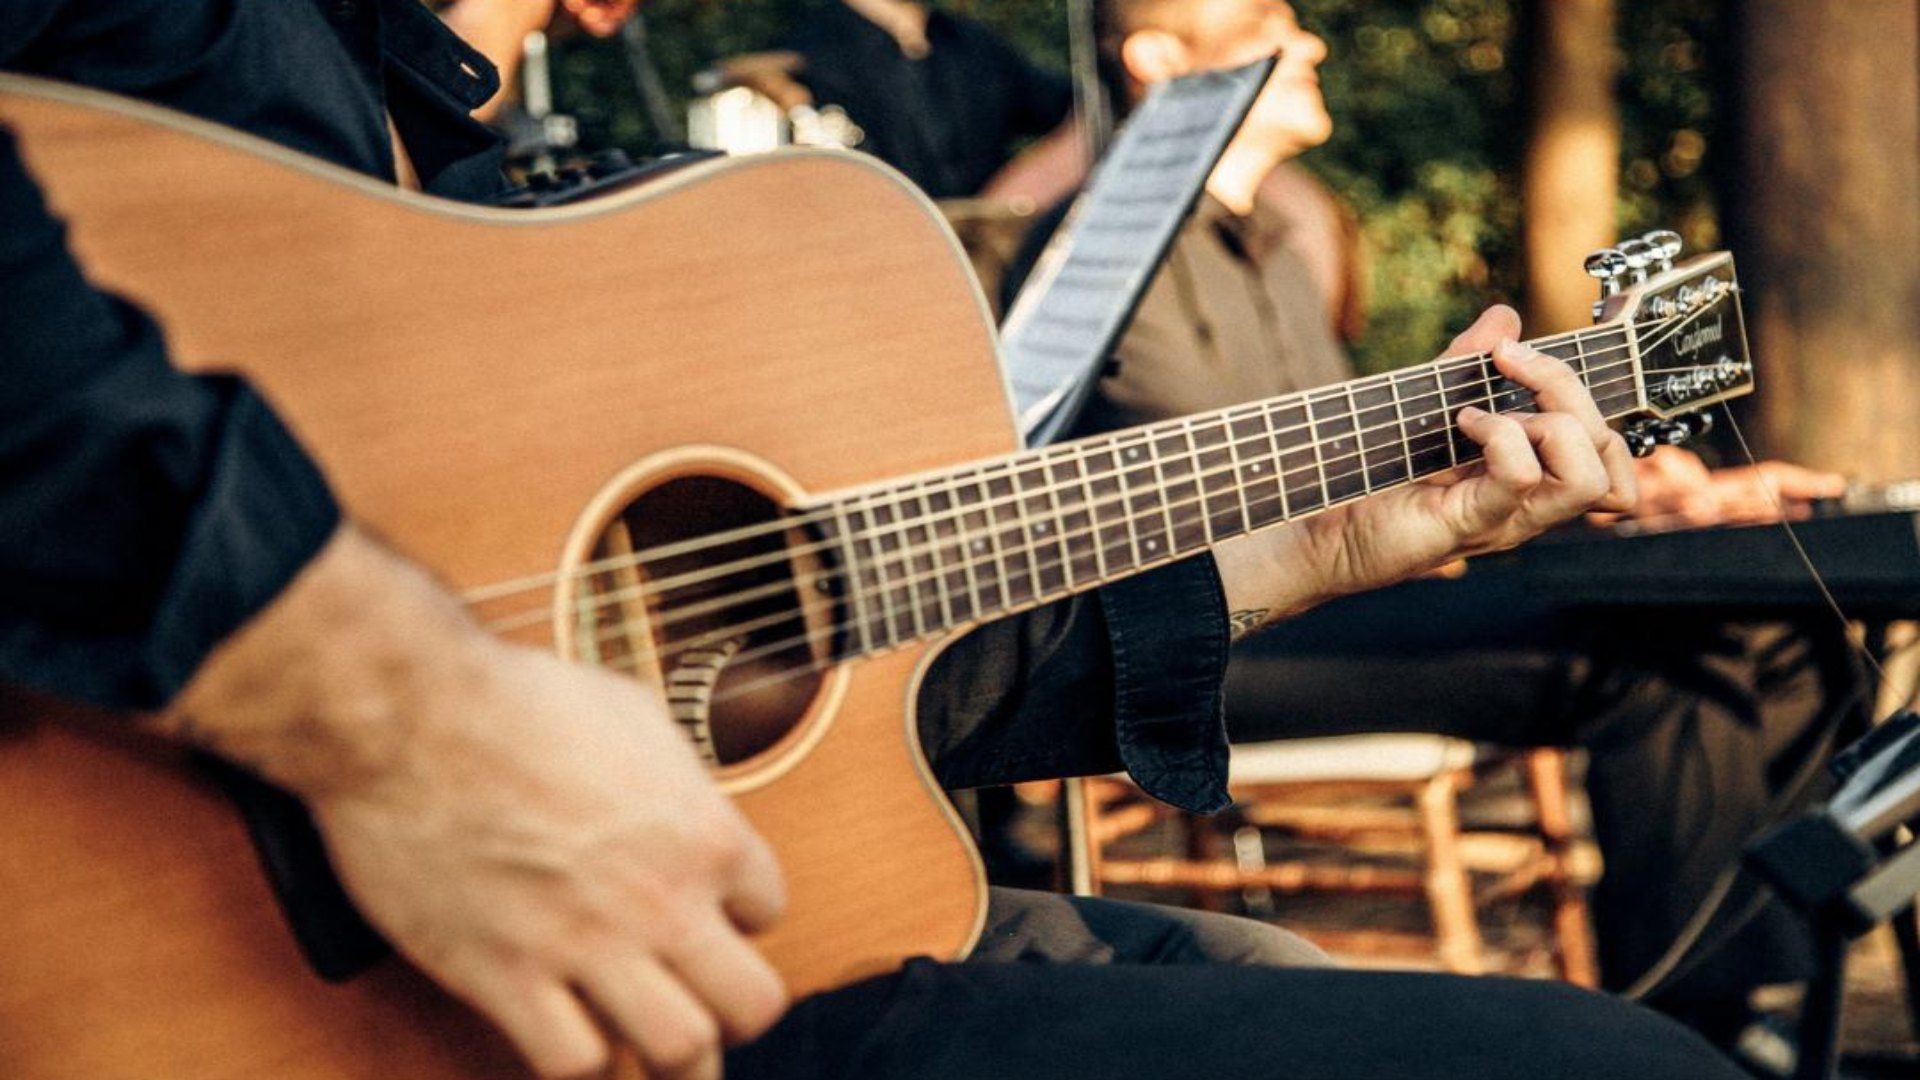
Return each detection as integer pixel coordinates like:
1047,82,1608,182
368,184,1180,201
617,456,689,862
1042,0,1869,1062
712,0,1078,201
436,0,638,123
4,2,1761,1078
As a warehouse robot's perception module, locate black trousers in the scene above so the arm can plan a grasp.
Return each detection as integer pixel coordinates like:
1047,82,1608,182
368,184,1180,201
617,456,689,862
1223,572,1868,1022
727,890,1746,1080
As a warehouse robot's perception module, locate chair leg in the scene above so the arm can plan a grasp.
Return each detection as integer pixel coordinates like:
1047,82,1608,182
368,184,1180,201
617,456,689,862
1417,772,1484,975
1524,749,1599,987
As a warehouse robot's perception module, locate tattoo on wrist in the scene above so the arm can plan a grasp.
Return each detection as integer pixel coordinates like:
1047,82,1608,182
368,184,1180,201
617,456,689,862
1229,608,1270,638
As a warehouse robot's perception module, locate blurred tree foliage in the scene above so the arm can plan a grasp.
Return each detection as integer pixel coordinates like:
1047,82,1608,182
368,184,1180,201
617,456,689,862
553,0,1720,372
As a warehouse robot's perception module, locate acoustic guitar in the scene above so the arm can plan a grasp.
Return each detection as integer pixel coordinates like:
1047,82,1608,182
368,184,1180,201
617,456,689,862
0,75,1756,1079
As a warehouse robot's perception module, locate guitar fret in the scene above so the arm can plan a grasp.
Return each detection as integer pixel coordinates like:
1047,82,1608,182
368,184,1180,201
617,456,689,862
1342,384,1372,495
1181,422,1215,546
1118,436,1165,563
923,483,975,629
1352,379,1407,492
1309,389,1366,506
1388,373,1418,483
1228,407,1274,530
1438,360,1486,468
1270,399,1312,519
1395,367,1452,476
1152,427,1205,554
1144,435,1181,558
957,473,1006,618
1072,444,1110,582
1084,444,1132,576
829,501,872,656
1193,417,1245,541
984,468,1028,611
921,484,967,626
1042,455,1089,591
902,488,950,634
1018,463,1068,598
869,498,920,644
896,493,934,641
845,500,899,651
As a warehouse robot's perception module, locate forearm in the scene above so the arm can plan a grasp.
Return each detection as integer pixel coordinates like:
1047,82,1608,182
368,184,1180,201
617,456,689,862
1213,522,1341,640
162,526,788,1080
152,524,479,799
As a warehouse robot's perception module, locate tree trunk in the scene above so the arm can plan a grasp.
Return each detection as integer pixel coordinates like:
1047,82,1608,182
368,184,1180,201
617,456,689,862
1726,1,1920,479
1521,0,1620,336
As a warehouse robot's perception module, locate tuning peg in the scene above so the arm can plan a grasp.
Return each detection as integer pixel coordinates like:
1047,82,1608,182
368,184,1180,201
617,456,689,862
1667,411,1714,442
1624,413,1714,457
1585,248,1629,319
1617,238,1654,284
1642,229,1683,273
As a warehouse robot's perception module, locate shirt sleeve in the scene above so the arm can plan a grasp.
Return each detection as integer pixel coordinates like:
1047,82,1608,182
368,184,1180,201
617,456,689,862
0,126,340,710
920,553,1233,815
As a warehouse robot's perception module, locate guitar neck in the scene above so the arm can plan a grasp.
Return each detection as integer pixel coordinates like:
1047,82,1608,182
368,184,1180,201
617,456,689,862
819,322,1645,656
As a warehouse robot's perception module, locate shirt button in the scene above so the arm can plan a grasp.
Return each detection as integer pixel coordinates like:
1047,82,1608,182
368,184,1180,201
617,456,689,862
329,0,358,21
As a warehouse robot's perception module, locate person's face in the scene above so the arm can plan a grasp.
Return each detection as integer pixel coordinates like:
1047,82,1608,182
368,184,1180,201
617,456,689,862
1185,0,1332,158
561,0,641,37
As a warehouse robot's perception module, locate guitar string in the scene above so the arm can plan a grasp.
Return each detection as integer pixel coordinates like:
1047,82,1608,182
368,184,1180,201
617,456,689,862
581,370,1659,667
490,301,1726,622
593,354,1638,603
597,302,1724,620
484,341,1644,638
474,297,1728,615
599,305,1740,689
490,301,1728,658
562,367,1641,656
626,380,1649,670
458,322,1642,609
540,353,1652,648
1716,402,1891,687
580,375,1647,654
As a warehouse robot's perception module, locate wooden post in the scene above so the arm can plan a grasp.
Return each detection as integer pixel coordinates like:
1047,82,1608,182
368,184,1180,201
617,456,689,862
1521,0,1620,335
1726,1,1920,478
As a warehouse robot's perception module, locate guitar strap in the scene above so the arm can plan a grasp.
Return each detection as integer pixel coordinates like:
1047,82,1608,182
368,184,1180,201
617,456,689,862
997,57,1273,447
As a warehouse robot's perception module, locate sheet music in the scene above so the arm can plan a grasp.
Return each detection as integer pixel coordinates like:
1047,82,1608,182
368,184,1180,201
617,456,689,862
999,57,1274,446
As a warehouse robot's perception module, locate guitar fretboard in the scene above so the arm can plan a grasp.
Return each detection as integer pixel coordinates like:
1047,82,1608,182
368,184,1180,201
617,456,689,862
816,324,1643,656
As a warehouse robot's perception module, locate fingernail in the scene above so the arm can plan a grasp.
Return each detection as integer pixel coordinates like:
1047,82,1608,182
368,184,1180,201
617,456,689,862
1458,406,1487,422
1496,338,1526,361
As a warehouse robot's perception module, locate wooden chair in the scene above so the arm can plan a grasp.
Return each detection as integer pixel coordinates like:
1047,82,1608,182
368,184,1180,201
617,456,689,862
1073,734,1599,985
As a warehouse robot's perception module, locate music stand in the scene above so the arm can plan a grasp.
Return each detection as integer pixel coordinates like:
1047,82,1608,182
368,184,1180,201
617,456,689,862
1745,709,1920,1080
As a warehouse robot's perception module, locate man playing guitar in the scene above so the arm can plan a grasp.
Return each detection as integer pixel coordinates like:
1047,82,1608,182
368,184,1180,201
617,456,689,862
0,2,1759,1079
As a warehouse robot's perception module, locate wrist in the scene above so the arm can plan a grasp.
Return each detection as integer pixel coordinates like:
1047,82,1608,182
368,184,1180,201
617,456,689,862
154,524,488,800
1214,523,1337,637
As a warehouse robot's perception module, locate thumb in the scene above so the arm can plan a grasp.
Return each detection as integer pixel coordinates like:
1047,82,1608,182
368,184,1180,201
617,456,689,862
1443,304,1523,359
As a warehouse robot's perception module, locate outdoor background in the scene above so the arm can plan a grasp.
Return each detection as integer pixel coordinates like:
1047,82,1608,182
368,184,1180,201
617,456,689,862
554,0,1719,375
546,0,1917,477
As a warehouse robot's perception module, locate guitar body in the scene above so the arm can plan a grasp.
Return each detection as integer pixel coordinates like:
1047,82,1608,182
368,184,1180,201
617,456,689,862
0,77,1000,1079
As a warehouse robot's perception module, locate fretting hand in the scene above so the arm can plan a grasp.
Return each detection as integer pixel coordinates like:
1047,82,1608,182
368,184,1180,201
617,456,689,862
1217,305,1636,634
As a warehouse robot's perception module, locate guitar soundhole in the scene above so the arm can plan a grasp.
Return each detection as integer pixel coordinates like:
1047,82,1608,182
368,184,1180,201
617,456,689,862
571,475,831,769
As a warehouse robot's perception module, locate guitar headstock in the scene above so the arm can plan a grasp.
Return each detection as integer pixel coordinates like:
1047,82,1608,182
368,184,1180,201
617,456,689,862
1584,232,1754,454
